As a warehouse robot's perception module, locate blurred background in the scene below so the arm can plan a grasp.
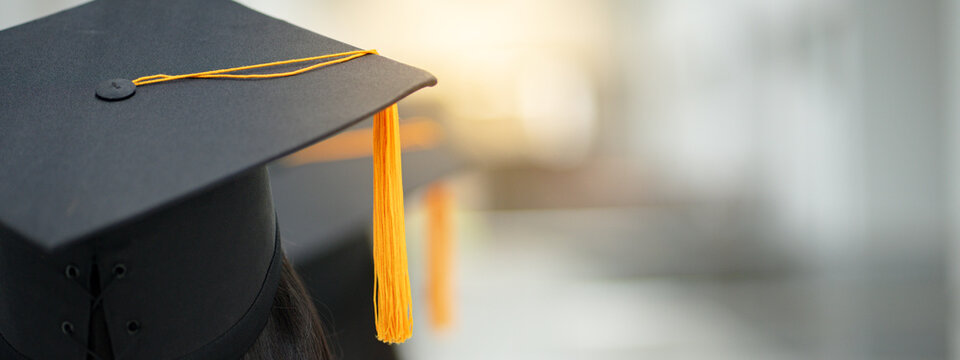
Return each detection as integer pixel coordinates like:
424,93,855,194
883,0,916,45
3,0,959,359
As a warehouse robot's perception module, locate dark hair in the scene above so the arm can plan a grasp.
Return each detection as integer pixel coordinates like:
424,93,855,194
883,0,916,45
242,256,333,360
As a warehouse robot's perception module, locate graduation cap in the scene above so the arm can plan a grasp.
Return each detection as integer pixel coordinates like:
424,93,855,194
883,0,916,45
0,0,433,358
269,119,464,359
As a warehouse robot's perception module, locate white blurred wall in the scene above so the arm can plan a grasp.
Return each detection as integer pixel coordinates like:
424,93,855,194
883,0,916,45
618,0,950,358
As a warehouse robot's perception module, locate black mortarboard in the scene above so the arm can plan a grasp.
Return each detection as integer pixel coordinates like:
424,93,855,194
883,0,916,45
270,134,463,359
0,0,435,359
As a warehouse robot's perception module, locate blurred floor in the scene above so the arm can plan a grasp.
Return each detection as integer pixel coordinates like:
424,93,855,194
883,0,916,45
401,206,947,360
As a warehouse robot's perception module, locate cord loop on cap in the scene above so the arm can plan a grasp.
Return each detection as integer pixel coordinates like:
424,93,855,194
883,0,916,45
64,264,80,279
60,321,74,334
113,264,127,279
61,320,110,360
60,261,132,358
126,320,140,334
131,49,378,86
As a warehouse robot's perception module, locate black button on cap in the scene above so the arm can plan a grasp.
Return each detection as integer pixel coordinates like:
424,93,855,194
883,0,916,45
95,78,136,101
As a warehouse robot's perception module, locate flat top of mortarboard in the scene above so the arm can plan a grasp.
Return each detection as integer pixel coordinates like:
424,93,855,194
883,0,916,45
0,0,436,250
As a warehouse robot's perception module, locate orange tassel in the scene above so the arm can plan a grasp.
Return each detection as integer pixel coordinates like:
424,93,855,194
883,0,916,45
425,182,454,330
372,103,413,343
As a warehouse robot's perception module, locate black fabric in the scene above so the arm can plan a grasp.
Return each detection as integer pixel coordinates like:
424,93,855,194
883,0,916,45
0,0,436,250
0,168,281,360
0,333,27,360
0,229,95,360
179,225,284,360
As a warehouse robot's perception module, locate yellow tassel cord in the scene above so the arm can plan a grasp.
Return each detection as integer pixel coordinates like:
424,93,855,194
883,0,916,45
131,49,378,86
373,104,413,343
425,182,454,330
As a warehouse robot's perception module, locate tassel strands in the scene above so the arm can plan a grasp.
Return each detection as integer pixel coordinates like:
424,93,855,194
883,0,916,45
372,103,413,343
425,183,454,330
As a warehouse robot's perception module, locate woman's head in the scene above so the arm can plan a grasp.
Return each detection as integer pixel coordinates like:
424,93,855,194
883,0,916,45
243,256,333,360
